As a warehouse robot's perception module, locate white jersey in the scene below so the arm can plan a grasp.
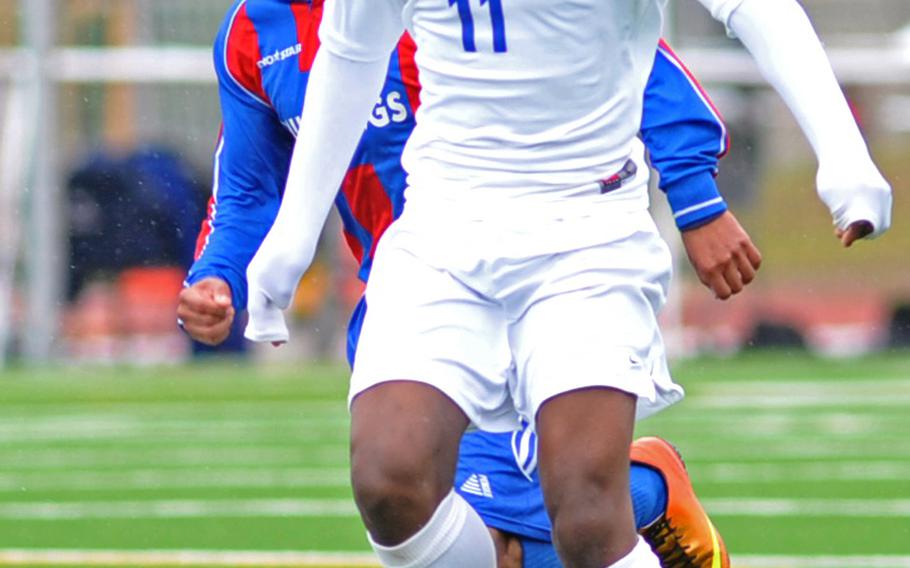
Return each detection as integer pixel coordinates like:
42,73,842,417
320,0,744,212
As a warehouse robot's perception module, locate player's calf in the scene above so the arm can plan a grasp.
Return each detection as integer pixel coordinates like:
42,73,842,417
537,388,655,567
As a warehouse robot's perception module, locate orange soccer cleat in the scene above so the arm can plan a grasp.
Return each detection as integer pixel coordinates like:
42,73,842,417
631,437,730,568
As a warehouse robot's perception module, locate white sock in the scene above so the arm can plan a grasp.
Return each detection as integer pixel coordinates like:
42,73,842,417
604,536,660,568
369,490,496,568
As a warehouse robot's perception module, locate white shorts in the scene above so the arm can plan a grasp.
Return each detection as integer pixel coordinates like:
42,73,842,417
350,188,684,432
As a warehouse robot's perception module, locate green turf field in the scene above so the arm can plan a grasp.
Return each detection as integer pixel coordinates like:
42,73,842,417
0,353,908,567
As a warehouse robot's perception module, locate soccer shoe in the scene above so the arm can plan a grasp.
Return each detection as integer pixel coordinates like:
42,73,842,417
631,437,730,568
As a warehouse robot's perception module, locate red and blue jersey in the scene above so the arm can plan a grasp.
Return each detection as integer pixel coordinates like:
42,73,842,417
187,0,728,312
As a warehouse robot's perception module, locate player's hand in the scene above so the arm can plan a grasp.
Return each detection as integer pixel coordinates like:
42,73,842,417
177,277,235,346
817,159,892,247
681,211,762,301
836,220,874,248
244,225,316,345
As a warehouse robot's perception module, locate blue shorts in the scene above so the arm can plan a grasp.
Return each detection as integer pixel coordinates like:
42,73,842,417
347,297,552,542
455,424,552,542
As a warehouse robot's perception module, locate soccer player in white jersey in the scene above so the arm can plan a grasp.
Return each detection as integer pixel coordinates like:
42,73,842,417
245,0,892,566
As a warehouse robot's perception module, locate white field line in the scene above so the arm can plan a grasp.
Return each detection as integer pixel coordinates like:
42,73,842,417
4,438,907,472
0,446,347,471
5,429,905,467
0,499,359,520
0,408,347,423
657,411,908,424
695,460,910,483
0,378,906,419
2,551,910,568
3,460,910,492
2,398,906,444
704,498,910,517
0,416,348,434
0,419,896,448
707,379,910,395
663,439,910,461
0,498,908,521
0,400,346,416
0,468,350,492
0,549,379,567
11,423,901,445
0,420,347,444
734,555,910,568
653,413,895,438
3,393,907,422
680,377,910,410
690,393,910,409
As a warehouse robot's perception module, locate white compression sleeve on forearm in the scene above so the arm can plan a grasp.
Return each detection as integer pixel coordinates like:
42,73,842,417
273,49,389,276
727,0,865,162
724,0,892,237
243,50,389,342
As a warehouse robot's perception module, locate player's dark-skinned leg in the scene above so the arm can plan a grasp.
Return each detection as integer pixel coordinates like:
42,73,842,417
350,381,468,544
489,528,523,568
537,387,640,568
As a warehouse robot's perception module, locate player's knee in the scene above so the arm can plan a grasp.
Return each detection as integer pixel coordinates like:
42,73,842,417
352,472,422,534
549,492,631,561
545,470,632,558
350,443,443,537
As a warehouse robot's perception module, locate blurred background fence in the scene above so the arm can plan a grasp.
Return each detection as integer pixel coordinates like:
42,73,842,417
0,0,908,367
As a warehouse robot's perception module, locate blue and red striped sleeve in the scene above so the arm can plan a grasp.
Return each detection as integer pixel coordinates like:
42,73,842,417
335,33,418,283
642,40,730,231
186,1,294,311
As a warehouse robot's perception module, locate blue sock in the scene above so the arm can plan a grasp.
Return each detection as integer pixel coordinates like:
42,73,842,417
630,463,668,529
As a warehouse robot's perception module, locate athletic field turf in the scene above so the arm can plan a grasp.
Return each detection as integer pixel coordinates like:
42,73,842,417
0,353,908,567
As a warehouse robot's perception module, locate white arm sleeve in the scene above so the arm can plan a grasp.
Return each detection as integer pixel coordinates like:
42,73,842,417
708,0,892,238
320,0,406,62
244,0,403,343
695,0,746,28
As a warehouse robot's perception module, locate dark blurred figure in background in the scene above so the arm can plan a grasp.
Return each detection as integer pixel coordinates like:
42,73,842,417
65,145,245,361
67,146,200,296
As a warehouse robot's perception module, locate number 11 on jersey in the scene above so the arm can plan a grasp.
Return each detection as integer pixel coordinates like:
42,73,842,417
448,0,507,53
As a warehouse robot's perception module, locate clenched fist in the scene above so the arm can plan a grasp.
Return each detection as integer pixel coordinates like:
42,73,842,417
681,212,762,301
177,277,235,346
